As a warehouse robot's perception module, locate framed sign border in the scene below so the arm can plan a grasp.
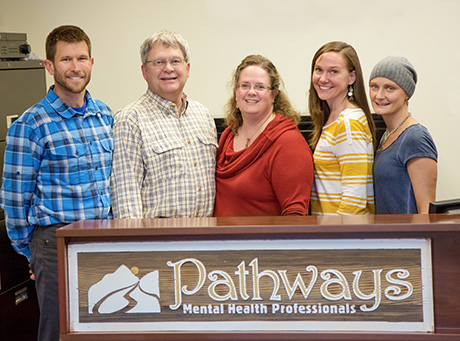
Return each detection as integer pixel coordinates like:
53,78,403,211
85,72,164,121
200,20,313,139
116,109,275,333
67,238,433,333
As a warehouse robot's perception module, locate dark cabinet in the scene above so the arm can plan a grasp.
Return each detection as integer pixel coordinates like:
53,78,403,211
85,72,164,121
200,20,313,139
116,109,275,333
0,59,46,340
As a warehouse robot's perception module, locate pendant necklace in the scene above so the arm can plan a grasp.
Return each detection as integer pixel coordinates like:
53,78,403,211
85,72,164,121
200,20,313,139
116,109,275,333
379,112,411,151
243,113,275,148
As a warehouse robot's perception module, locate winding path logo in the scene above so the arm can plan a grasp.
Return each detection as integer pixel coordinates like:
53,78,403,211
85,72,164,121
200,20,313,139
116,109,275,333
88,265,161,314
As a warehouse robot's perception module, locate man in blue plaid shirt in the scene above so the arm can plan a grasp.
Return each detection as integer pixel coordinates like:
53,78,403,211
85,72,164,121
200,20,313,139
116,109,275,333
0,25,113,341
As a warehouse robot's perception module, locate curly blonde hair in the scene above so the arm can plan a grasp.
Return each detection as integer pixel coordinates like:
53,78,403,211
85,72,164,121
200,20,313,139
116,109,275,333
225,55,300,135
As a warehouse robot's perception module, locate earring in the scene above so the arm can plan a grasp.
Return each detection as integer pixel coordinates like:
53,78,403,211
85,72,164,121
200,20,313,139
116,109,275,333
347,85,354,101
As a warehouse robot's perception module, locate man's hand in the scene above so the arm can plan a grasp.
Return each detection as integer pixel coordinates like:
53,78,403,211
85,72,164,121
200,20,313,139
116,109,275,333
29,264,35,281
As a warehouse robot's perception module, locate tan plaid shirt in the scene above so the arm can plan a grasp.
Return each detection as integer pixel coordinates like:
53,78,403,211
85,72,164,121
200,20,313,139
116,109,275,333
110,89,217,218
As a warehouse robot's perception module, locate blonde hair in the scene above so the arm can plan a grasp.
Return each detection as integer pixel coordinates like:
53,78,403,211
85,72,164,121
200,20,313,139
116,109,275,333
225,54,300,135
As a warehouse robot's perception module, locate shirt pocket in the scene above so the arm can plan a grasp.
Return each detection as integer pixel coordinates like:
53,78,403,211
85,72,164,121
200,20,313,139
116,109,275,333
90,138,114,181
196,134,218,148
98,138,114,168
145,137,186,183
196,134,217,169
100,138,114,153
45,143,87,185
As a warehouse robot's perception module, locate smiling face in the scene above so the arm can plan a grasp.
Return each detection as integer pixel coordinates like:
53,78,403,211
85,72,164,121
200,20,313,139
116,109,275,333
235,65,276,119
369,77,408,117
44,40,93,105
141,43,190,104
312,51,355,109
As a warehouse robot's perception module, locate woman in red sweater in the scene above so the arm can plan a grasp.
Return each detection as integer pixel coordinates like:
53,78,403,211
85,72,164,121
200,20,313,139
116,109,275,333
214,55,314,217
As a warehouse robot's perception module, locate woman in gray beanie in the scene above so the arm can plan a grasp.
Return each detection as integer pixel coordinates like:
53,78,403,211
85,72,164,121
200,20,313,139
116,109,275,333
369,56,438,214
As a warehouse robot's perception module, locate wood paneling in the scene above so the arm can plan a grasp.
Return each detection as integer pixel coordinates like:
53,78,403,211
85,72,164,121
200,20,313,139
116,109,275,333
57,214,460,340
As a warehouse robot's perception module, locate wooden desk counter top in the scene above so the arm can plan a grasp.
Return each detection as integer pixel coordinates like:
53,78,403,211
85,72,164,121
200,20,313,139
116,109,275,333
56,214,460,238
57,215,460,340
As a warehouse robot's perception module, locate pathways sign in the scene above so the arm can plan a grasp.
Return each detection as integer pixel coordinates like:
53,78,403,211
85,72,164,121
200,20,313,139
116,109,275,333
67,239,433,333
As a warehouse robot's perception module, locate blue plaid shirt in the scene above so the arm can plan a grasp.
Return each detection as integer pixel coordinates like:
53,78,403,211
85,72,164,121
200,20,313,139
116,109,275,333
0,86,113,260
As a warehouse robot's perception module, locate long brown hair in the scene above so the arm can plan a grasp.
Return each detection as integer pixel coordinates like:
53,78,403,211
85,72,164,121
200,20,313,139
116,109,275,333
308,42,376,150
225,54,300,135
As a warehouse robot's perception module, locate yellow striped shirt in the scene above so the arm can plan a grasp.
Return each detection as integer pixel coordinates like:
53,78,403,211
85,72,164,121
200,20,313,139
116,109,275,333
311,108,374,215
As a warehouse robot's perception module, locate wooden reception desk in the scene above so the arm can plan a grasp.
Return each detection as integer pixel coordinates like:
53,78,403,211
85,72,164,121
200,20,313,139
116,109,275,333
57,214,460,340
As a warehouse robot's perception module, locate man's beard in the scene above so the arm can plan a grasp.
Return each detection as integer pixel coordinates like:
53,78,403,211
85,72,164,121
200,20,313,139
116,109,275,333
54,71,91,94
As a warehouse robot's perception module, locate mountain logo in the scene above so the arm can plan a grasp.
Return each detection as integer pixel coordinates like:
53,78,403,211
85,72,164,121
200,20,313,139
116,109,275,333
88,265,160,314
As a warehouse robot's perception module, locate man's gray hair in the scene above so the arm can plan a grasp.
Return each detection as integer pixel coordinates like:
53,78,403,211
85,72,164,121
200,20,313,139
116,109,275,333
140,30,190,64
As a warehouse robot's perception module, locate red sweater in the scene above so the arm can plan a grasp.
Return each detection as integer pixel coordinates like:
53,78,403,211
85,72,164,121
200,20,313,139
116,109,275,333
214,114,314,217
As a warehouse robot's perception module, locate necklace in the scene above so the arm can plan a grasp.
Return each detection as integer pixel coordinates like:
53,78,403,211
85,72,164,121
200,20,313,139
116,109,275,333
243,113,275,148
379,112,411,151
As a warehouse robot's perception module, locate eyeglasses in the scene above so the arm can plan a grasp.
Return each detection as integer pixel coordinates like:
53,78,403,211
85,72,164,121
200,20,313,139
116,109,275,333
145,57,184,68
238,83,272,92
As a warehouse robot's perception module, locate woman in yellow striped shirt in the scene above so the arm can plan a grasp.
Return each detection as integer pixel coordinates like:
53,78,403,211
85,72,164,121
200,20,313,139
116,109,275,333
308,41,376,215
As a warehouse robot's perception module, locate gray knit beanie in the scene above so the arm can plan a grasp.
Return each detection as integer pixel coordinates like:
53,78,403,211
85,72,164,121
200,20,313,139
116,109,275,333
369,56,417,98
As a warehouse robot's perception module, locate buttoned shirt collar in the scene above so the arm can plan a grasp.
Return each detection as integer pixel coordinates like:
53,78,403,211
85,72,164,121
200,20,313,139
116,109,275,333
46,85,100,119
145,88,189,117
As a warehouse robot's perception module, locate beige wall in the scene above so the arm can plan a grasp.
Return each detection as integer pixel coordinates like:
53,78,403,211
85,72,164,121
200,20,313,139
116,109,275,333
1,0,459,201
